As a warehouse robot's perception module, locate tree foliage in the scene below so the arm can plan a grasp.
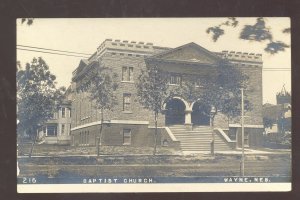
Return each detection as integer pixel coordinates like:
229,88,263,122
207,17,290,54
240,18,273,42
17,57,65,139
136,65,170,114
197,62,252,125
173,76,202,104
206,17,238,42
83,61,118,112
81,60,118,157
263,117,276,129
21,18,34,26
136,64,170,155
264,41,290,55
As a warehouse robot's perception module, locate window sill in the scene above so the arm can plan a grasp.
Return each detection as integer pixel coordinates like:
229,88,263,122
122,111,133,114
80,116,90,121
123,143,131,146
121,81,135,84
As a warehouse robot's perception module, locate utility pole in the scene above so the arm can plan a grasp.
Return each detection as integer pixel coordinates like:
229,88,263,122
241,88,245,177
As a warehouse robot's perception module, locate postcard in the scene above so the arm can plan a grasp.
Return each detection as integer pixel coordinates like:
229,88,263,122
17,18,291,192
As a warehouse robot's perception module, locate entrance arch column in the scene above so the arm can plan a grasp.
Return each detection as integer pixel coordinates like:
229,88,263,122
184,106,193,130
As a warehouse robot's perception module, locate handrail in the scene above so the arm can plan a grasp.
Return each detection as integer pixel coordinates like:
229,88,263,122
214,128,236,143
165,127,179,142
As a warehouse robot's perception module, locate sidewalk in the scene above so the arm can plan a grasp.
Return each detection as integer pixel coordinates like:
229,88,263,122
183,148,291,155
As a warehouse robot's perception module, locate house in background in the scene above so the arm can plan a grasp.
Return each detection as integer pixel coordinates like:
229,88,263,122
263,86,291,142
70,39,264,152
38,87,72,144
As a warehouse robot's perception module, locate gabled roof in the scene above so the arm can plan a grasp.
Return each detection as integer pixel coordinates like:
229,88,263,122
147,42,223,65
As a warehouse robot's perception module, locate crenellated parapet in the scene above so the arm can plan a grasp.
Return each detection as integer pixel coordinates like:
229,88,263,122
96,39,155,56
216,50,263,63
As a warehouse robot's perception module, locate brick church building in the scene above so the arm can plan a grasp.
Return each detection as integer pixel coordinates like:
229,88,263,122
70,39,264,152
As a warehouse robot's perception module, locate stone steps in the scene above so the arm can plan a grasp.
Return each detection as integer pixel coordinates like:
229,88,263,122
169,125,231,152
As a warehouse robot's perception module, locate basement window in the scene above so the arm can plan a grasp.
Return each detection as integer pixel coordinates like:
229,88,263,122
123,129,132,145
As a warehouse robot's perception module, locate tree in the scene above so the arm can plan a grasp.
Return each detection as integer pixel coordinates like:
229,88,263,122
263,117,276,129
136,64,170,155
21,18,34,26
173,76,202,104
82,60,118,157
17,57,65,156
206,17,290,54
198,61,251,127
196,62,251,155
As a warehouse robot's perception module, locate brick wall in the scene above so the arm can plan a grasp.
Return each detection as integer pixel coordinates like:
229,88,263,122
235,127,264,148
70,40,264,148
71,123,180,151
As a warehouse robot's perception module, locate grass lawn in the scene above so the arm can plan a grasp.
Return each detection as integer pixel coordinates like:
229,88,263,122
18,143,180,156
18,153,291,178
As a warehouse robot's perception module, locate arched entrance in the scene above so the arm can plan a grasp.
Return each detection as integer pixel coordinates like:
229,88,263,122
191,102,210,126
165,98,186,125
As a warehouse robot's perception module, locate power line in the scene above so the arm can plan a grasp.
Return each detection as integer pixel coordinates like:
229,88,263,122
262,68,291,70
263,70,291,71
16,45,292,71
17,48,90,58
264,67,290,68
17,44,91,56
263,68,291,70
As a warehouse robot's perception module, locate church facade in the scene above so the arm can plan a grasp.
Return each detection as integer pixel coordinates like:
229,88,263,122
70,39,264,152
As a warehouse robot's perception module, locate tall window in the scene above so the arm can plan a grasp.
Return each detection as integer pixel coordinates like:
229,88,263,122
170,74,182,85
245,132,249,147
61,124,65,134
62,107,66,118
123,129,132,145
122,66,134,82
123,93,131,111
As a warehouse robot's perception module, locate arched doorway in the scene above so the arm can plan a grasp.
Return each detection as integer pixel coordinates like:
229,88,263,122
165,98,186,125
191,102,210,126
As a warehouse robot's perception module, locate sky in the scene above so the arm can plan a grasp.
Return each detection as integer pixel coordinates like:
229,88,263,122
17,18,291,104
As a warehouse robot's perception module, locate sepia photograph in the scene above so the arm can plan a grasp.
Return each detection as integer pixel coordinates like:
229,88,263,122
16,18,291,192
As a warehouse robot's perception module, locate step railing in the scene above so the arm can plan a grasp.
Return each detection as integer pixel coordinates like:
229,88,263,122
214,128,236,149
